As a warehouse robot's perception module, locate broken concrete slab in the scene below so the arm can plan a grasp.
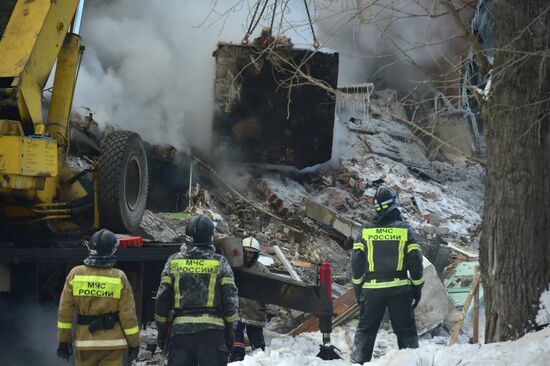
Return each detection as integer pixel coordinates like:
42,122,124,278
138,210,184,243
448,242,479,259
332,215,362,239
416,256,459,333
305,198,362,240
305,199,337,226
436,226,451,236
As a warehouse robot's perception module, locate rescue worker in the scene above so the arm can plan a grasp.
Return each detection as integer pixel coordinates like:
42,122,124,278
350,187,424,364
154,214,239,366
229,237,269,362
56,229,140,366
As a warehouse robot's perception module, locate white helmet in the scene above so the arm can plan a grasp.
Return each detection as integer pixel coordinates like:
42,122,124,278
242,236,260,252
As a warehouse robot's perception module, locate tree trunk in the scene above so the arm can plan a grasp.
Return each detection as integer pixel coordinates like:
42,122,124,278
480,0,550,342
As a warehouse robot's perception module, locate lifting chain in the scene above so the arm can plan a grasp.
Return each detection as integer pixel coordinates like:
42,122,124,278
269,0,278,32
242,0,270,45
258,0,279,47
242,0,319,50
303,0,320,49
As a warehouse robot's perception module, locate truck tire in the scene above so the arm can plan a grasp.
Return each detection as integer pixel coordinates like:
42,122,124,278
98,131,148,233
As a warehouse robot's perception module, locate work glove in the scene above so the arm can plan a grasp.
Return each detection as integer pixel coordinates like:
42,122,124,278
56,342,73,361
411,285,422,309
344,236,354,250
127,346,139,364
224,322,235,352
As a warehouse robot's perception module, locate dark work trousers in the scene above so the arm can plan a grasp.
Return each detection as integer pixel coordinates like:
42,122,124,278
168,329,228,366
229,321,266,362
351,287,418,364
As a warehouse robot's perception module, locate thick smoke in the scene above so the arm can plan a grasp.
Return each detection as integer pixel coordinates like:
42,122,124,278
0,299,59,366
74,0,249,152
72,1,472,154
314,0,473,91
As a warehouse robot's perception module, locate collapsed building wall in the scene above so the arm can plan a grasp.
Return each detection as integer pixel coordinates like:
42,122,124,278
212,43,339,168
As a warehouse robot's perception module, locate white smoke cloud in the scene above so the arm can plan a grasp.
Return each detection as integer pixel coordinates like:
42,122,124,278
314,0,473,90
71,0,472,155
74,0,251,152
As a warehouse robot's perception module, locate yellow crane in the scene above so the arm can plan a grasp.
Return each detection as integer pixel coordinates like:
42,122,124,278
0,0,148,234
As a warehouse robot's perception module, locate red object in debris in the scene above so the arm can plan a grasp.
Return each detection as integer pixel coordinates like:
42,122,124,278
118,236,143,248
319,261,332,300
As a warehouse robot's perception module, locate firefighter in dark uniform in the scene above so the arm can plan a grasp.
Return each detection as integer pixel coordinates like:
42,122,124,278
154,214,239,366
350,187,424,364
56,229,140,366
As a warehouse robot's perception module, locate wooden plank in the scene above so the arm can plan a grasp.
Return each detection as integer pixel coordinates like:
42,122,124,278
332,303,359,328
289,287,357,336
448,242,479,259
448,268,481,345
472,266,480,343
290,260,314,269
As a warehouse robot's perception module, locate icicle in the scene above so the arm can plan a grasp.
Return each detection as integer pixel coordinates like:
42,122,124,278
366,83,374,125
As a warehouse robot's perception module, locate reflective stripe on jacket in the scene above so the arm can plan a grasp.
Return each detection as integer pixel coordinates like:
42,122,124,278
57,265,140,350
154,244,239,334
351,217,424,294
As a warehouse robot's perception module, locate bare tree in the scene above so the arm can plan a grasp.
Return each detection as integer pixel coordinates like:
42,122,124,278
480,0,550,342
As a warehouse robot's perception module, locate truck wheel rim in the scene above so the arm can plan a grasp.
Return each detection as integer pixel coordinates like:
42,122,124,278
125,155,141,211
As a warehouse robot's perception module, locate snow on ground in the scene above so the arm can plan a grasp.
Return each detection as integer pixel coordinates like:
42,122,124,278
233,326,550,366
223,320,401,366
536,285,550,326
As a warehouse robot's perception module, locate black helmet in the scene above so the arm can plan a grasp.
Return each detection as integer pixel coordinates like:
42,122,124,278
374,187,399,213
84,229,118,267
87,229,118,258
186,214,215,245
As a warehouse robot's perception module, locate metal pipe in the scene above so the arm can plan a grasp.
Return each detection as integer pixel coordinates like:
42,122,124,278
35,202,68,208
72,0,85,34
32,208,71,214
13,215,71,225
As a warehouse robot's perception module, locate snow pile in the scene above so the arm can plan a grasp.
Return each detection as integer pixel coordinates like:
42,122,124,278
536,285,550,326
372,327,550,366
234,326,550,366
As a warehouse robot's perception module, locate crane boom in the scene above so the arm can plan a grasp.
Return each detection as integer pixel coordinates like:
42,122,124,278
0,0,81,135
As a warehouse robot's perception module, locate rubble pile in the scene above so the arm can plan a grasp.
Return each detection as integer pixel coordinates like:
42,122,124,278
73,86,484,365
